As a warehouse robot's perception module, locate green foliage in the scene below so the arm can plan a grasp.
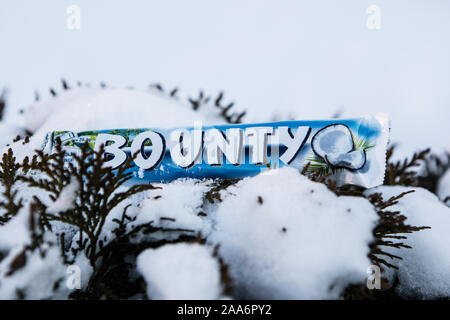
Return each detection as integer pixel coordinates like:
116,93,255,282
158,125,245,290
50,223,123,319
19,139,159,267
204,178,241,204
0,149,23,224
186,89,246,124
384,146,430,186
366,190,429,269
417,151,450,194
1,79,447,300
212,244,234,296
148,82,247,123
0,138,207,299
211,91,247,124
353,136,375,151
305,149,430,268
304,156,340,177
0,79,248,299
77,211,200,299
312,172,430,299
315,179,428,272
0,88,6,121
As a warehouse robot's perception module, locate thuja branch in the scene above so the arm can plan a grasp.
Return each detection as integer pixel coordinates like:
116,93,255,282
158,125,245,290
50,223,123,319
0,148,24,224
19,140,160,267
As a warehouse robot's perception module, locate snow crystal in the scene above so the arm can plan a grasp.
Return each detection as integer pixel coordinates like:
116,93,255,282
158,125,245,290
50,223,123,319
365,186,450,298
209,167,378,299
136,243,223,299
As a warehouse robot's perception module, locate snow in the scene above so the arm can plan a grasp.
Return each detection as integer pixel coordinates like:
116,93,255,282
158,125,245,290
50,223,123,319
46,178,79,214
0,134,47,164
0,86,447,300
209,167,378,299
0,206,31,251
1,86,231,163
0,83,446,299
0,122,25,149
365,186,450,298
137,243,223,300
23,87,99,133
0,205,92,299
0,1,447,301
437,169,450,206
0,245,85,299
24,88,219,138
93,178,212,248
131,179,212,238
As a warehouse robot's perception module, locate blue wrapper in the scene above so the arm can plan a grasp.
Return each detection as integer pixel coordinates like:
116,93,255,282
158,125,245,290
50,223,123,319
43,114,389,188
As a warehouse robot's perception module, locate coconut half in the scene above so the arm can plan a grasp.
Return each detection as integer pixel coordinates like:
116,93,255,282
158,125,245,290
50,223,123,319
311,124,355,159
325,149,367,171
311,124,367,171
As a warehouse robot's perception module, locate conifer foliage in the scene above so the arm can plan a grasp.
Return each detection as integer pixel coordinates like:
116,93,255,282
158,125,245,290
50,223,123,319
0,81,448,299
18,140,159,266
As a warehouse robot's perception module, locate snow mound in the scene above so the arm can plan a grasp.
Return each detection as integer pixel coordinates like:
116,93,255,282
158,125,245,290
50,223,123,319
5,87,231,165
209,167,378,299
0,123,25,149
0,206,31,251
366,186,450,298
137,243,223,299
47,178,78,214
0,133,48,164
437,169,450,206
132,179,212,238
0,201,93,299
0,245,73,299
24,87,99,133
24,88,214,138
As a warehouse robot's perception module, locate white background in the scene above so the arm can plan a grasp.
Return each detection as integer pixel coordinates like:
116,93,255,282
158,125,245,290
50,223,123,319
0,0,449,157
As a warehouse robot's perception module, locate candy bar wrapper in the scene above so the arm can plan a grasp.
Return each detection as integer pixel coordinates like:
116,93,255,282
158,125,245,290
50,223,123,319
42,113,390,188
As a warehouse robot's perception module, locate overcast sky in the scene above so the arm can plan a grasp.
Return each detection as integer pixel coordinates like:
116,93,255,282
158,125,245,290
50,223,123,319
1,0,449,155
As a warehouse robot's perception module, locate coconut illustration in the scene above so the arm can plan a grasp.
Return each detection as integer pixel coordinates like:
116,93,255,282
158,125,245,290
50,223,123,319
311,124,367,171
325,149,366,171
